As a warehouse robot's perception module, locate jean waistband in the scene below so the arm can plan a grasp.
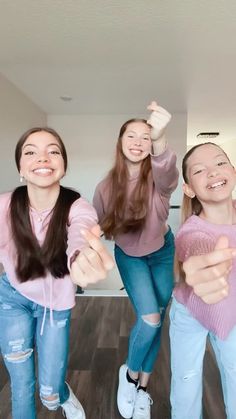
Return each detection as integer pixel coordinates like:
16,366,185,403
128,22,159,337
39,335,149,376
0,272,9,283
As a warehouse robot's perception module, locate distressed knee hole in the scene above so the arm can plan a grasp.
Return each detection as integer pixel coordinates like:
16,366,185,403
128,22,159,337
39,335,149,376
40,385,60,410
4,348,33,364
142,313,161,328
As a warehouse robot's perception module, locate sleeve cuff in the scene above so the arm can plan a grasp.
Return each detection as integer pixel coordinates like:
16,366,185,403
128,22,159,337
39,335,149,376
68,250,80,270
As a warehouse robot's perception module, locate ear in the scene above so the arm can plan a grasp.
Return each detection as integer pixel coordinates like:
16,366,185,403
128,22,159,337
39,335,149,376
182,183,195,199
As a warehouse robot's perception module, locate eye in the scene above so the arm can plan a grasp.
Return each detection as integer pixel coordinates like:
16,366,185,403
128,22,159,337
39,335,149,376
24,151,35,155
49,150,61,155
193,169,203,175
217,161,227,166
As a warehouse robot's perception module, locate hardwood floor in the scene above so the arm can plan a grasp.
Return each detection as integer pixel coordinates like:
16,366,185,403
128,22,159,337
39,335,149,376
0,297,226,419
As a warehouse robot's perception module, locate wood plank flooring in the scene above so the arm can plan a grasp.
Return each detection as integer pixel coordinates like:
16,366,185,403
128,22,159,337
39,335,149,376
0,297,226,419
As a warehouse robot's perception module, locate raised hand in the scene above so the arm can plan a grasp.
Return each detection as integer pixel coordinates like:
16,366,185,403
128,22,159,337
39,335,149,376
183,236,236,304
70,224,114,287
147,100,171,141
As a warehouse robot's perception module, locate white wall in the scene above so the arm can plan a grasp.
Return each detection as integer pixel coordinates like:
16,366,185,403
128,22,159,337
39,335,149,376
0,74,46,273
48,113,187,290
0,74,46,192
218,139,236,199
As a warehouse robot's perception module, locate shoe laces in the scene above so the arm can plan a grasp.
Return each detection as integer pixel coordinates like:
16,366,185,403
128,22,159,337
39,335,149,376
135,390,153,414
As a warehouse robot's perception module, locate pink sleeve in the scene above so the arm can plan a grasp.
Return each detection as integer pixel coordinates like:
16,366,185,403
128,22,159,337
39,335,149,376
0,192,12,248
175,230,216,262
66,197,98,269
93,182,107,223
151,148,179,197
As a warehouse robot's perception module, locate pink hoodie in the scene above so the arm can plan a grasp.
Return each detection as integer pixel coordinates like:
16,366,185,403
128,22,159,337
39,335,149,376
0,192,97,311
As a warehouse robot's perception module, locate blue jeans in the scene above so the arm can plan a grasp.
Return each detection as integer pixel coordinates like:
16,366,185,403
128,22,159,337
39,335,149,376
169,297,236,419
115,228,175,373
0,273,71,419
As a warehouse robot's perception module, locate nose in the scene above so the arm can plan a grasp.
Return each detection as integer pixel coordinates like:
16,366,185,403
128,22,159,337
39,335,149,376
37,152,49,163
37,156,49,163
208,168,218,177
134,137,141,146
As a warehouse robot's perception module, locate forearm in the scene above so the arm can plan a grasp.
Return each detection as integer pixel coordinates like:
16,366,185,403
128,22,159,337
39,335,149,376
151,134,167,156
151,148,179,195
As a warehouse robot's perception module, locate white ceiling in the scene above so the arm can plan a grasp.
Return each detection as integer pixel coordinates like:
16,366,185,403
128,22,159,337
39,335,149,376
1,0,236,145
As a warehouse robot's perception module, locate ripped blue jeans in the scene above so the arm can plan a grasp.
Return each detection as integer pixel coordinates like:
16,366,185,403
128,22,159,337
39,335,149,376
169,297,236,419
0,273,71,419
115,228,175,373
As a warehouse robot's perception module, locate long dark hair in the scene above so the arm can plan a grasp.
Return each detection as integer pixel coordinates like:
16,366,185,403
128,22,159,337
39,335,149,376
10,127,80,282
100,119,152,239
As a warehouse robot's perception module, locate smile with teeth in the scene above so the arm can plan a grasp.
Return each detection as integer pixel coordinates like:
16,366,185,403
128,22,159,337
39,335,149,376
33,168,53,175
129,149,142,155
207,180,226,189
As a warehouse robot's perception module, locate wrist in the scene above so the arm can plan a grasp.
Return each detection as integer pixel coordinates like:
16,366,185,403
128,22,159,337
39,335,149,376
151,135,167,156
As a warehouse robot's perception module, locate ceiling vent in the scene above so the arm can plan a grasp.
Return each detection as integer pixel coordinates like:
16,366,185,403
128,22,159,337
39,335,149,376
60,95,72,102
196,132,220,139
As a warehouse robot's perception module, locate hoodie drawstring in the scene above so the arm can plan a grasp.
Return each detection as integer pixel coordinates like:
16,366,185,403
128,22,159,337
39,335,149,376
40,276,54,336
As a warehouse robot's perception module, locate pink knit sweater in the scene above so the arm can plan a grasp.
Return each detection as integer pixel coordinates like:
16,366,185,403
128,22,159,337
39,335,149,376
174,212,236,339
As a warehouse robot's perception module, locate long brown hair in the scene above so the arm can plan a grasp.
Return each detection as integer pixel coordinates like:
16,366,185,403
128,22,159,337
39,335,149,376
175,142,231,282
100,119,152,239
10,127,80,282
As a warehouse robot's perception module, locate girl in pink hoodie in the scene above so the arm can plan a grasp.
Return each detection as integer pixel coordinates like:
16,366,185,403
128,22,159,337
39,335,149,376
0,127,113,419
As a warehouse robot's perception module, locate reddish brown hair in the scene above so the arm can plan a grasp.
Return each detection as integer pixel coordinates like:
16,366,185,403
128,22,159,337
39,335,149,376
100,119,152,239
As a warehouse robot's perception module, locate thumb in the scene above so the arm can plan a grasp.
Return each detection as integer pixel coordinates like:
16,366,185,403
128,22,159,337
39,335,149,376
90,224,101,238
214,235,229,250
147,100,159,111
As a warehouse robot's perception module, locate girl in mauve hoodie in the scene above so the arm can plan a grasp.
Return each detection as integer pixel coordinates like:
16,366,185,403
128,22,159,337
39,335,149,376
93,101,179,419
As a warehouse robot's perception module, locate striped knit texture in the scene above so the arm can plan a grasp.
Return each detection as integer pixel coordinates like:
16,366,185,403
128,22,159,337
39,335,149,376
174,214,236,339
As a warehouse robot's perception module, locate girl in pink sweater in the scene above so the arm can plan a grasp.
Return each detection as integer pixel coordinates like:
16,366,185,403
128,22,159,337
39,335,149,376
170,142,236,419
0,127,113,419
93,101,179,419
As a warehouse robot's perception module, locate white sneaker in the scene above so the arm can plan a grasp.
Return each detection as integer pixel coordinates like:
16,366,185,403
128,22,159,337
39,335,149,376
132,389,153,419
61,383,86,419
117,364,137,419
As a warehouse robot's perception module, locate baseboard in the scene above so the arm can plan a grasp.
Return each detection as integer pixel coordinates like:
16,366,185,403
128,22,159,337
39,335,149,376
75,289,128,297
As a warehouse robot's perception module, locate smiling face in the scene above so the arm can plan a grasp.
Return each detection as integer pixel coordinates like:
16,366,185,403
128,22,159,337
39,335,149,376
19,130,65,191
121,121,152,165
183,143,236,205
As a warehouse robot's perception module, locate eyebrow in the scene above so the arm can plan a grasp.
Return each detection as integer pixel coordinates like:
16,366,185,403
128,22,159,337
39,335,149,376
190,153,227,168
126,130,150,135
23,143,61,149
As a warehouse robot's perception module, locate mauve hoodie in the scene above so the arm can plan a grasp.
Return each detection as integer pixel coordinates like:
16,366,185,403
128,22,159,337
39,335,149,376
93,147,179,257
